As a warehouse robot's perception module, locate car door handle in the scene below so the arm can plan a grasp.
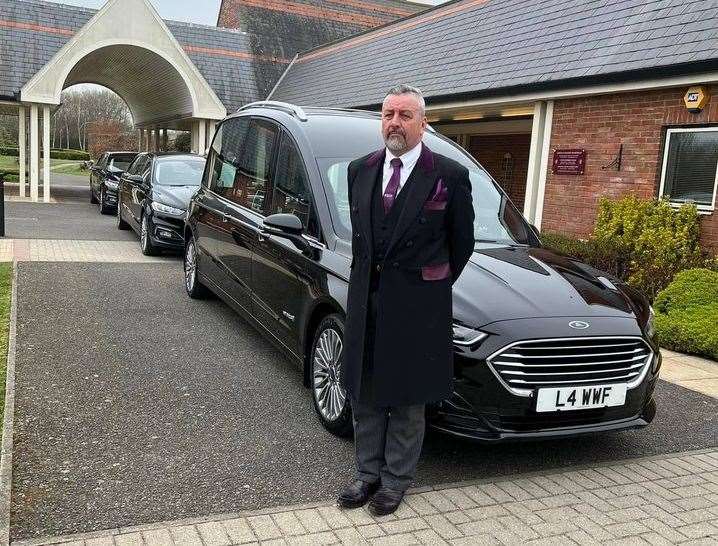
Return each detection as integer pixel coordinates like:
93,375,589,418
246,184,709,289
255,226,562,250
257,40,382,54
221,211,230,223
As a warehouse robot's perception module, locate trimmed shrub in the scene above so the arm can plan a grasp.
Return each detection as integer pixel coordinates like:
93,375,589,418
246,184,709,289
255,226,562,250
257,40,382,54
653,269,718,360
0,148,90,160
544,195,706,301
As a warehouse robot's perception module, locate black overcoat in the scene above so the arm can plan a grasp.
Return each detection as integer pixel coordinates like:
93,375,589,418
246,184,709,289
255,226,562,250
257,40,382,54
341,143,475,406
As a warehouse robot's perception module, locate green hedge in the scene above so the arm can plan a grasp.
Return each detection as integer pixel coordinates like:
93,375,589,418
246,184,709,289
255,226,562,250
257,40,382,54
541,196,711,301
653,269,718,360
0,147,90,160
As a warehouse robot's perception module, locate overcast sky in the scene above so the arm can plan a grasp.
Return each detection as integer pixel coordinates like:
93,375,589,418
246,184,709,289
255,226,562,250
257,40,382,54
50,0,447,26
49,0,222,25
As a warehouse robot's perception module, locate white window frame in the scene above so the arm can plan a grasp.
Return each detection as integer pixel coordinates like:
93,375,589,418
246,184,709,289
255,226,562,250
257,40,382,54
659,127,718,213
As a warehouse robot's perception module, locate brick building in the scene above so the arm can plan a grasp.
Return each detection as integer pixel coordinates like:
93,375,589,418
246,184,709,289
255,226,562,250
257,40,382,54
268,0,718,251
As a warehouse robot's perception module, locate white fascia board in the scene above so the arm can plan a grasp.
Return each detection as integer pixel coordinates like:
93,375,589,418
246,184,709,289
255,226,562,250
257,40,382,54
426,72,718,112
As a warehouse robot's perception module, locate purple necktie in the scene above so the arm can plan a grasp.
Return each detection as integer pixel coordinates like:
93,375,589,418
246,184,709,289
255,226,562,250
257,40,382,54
383,157,403,213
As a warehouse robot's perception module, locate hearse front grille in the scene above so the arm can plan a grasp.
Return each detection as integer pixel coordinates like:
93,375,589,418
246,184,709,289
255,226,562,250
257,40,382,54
487,337,653,396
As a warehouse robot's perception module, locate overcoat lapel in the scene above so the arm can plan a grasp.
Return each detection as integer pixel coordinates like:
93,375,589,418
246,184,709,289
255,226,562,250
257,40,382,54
385,143,437,257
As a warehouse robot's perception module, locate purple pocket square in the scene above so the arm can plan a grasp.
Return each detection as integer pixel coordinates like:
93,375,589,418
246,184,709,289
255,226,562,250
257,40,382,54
430,178,448,201
423,200,447,210
421,262,452,281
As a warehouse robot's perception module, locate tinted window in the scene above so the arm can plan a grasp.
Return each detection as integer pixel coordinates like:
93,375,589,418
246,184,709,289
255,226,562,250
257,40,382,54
208,117,250,196
269,133,320,238
96,153,107,169
315,116,533,246
154,157,205,186
125,155,143,175
231,118,278,213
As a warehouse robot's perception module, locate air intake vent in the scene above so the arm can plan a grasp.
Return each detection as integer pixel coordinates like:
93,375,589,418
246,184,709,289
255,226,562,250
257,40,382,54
487,337,653,397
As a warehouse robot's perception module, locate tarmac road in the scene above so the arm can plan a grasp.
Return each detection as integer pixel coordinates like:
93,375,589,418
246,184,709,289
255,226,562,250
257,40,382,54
10,261,718,539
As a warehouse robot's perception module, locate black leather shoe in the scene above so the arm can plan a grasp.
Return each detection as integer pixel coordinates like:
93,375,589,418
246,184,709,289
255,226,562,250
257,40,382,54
337,480,380,509
368,486,405,516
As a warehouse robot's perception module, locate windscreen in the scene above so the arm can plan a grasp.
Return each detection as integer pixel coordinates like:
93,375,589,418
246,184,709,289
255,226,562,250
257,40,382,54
313,116,534,246
153,157,206,186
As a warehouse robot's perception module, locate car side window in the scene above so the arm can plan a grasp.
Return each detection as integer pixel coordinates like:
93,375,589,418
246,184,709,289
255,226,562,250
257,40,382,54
229,118,278,214
125,156,140,175
270,132,320,238
208,117,250,197
97,154,107,169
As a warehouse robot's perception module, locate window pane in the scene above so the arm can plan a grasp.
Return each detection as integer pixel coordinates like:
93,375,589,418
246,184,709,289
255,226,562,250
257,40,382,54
228,118,278,213
664,131,718,206
209,117,250,197
270,134,319,237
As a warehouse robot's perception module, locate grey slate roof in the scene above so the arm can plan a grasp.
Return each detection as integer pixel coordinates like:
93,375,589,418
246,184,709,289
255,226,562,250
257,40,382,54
271,0,718,108
0,0,273,110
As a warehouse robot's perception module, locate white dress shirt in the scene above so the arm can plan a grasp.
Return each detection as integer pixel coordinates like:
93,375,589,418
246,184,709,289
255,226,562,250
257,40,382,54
382,141,422,195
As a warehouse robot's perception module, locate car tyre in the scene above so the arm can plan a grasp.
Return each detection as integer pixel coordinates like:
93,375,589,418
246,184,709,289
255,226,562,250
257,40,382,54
98,187,110,215
140,213,158,256
116,198,130,230
310,313,353,437
184,235,209,299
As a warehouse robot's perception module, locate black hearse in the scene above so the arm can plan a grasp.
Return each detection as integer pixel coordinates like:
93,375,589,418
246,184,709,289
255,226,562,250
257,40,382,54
182,102,659,441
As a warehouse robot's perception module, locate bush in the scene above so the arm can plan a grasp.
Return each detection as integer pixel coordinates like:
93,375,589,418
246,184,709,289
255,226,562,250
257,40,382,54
653,269,718,360
0,148,90,160
543,195,707,301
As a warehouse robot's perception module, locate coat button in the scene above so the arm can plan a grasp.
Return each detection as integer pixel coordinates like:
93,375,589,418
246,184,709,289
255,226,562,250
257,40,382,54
376,264,382,272
392,262,399,268
354,233,360,239
419,217,427,224
351,206,358,212
405,240,414,248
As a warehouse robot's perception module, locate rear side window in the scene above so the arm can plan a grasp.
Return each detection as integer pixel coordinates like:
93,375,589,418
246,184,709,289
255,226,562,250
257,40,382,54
208,117,250,196
270,133,320,238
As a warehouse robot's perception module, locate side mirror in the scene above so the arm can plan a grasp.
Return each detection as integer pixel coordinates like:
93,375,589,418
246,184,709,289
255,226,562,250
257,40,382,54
262,213,311,254
264,213,303,235
529,224,540,238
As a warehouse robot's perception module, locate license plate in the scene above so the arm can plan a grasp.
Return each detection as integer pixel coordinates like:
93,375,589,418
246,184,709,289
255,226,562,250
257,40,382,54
536,384,627,412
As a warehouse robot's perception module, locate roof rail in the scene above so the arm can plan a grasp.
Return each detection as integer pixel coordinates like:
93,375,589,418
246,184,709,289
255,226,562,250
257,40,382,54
236,101,308,121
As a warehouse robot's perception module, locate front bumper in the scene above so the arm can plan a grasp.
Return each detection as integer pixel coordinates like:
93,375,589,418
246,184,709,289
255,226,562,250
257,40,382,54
428,318,660,442
148,213,185,249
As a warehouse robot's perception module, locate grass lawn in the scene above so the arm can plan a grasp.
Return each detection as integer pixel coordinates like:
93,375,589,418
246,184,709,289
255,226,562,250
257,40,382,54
0,155,86,175
0,263,12,426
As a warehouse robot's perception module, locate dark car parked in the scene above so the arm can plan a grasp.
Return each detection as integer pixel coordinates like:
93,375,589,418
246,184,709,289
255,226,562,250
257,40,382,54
90,151,138,214
183,102,660,442
117,152,205,255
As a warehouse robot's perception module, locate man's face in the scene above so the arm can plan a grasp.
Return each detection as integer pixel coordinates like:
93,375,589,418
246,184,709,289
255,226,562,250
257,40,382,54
381,93,427,155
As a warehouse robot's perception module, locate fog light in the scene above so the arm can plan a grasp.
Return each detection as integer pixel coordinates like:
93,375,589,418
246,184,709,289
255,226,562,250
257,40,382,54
157,229,174,239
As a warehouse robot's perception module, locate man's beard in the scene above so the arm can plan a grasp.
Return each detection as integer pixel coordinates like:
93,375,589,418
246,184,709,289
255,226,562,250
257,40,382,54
385,133,406,153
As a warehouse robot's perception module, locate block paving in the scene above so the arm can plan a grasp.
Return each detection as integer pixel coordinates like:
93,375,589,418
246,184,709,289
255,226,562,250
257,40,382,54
12,448,718,546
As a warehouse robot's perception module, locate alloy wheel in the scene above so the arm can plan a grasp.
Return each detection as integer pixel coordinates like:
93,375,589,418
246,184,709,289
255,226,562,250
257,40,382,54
312,328,347,422
141,215,148,250
184,240,196,292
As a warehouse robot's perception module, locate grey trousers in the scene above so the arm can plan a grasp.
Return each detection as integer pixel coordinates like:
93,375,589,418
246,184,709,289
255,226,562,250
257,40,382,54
352,399,426,492
352,288,426,491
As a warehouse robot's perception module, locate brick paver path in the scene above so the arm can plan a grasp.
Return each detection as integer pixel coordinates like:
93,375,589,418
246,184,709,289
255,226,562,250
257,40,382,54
12,448,718,545
0,239,173,263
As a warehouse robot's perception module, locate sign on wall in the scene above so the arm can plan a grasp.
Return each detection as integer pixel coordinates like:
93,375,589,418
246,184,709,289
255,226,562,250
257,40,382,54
684,86,710,113
552,149,586,175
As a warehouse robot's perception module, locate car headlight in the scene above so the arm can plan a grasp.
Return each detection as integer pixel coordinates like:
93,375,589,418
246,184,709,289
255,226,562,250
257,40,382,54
105,180,118,191
151,202,185,216
645,306,656,338
452,323,488,347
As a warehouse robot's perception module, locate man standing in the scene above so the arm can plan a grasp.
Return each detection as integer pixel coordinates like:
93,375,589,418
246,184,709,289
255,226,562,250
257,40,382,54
338,85,475,515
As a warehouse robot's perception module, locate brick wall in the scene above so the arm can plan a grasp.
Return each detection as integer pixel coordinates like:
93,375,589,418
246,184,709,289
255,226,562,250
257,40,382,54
468,133,531,209
542,85,718,251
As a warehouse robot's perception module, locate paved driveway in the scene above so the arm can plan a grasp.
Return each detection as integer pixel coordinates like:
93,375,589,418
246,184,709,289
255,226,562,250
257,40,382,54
10,261,718,540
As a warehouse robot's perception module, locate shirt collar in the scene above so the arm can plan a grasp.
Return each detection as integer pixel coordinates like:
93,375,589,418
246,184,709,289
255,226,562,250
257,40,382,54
385,141,422,170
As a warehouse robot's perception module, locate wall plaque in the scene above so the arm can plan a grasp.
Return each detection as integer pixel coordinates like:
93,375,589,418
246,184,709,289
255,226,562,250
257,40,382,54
552,149,586,175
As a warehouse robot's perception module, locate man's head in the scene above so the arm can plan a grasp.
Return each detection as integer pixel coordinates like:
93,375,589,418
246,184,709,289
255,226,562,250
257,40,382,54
381,84,427,155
